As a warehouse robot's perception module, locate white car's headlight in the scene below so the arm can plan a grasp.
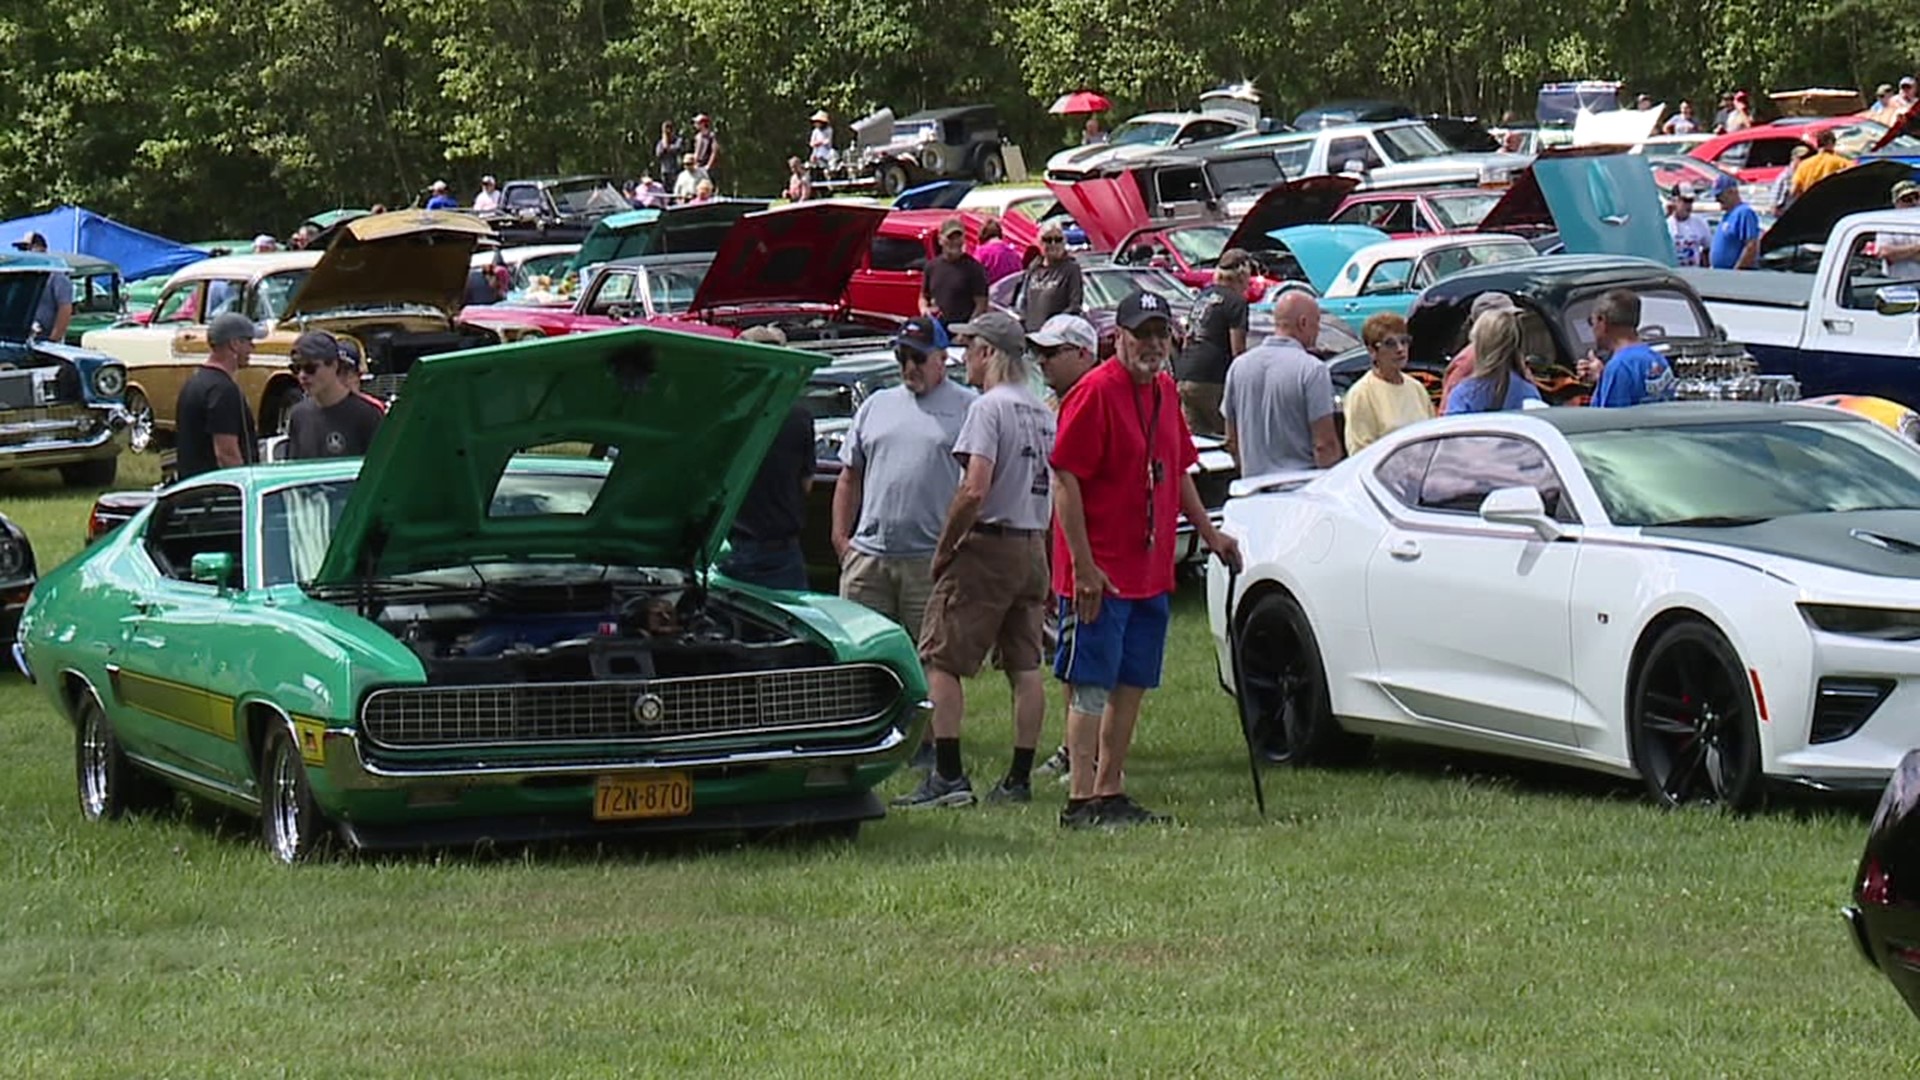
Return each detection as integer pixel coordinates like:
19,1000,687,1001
1800,603,1920,641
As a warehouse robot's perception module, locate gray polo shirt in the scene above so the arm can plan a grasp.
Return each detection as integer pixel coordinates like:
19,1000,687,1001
842,378,975,557
1222,333,1334,476
34,270,72,338
953,381,1056,530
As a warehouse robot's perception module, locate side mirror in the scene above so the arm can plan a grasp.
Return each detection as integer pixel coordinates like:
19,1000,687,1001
188,551,237,588
1875,285,1920,318
1479,486,1563,541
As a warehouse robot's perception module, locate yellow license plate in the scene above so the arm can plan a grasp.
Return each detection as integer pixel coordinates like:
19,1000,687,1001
593,773,693,821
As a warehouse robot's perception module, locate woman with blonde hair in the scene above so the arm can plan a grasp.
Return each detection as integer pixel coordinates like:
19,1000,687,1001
1442,308,1541,414
1343,312,1433,451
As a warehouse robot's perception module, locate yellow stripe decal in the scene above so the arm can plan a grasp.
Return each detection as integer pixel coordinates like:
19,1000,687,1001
115,670,237,740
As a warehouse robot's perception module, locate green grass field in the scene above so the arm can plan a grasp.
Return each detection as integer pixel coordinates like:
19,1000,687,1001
1,457,1915,1076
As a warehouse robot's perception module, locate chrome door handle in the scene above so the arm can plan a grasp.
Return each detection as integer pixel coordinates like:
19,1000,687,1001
1824,318,1854,334
1389,539,1421,561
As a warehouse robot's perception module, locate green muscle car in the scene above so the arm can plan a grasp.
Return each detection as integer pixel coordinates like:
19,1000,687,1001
16,326,929,861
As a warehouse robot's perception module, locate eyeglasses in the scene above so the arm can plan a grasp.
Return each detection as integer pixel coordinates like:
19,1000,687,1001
894,346,930,366
1036,344,1071,360
1371,334,1412,348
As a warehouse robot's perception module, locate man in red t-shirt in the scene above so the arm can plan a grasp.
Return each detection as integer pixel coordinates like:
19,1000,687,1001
1050,291,1241,828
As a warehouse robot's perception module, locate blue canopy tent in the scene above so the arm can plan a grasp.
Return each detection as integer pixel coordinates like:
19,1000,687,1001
0,205,207,281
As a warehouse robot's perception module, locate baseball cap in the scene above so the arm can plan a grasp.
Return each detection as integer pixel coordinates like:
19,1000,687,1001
207,312,262,347
1027,313,1097,353
694,113,712,124
1894,180,1920,203
336,338,364,370
891,315,950,355
948,310,1027,358
481,174,497,185
1671,182,1698,202
1734,90,1750,103
430,179,448,192
938,217,965,240
10,230,46,250
1904,77,1917,88
1710,172,1740,198
1879,83,1897,97
1115,290,1173,331
1469,291,1517,319
252,233,277,249
291,329,340,363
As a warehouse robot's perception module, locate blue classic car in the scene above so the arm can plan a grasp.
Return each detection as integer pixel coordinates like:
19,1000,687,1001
0,252,131,485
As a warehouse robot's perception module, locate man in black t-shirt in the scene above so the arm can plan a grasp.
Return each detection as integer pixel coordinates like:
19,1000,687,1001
920,217,989,327
719,325,814,590
285,330,384,459
174,312,261,479
1172,248,1252,437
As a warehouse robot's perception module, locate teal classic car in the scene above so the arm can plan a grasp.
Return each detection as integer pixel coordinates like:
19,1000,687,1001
17,327,928,860
0,252,130,485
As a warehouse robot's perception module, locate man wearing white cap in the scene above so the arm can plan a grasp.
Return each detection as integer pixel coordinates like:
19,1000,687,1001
473,176,501,212
425,180,458,210
1028,313,1099,402
1667,183,1710,268
251,234,280,253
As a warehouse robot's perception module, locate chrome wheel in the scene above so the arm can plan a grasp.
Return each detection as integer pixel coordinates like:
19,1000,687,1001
1631,621,1764,811
260,728,326,864
78,704,111,820
124,388,154,454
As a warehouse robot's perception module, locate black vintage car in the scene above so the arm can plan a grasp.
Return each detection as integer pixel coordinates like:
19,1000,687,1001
819,106,1021,197
1847,750,1920,1022
0,511,38,644
480,175,631,245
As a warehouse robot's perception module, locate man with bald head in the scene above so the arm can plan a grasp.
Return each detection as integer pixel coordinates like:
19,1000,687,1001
1222,291,1341,475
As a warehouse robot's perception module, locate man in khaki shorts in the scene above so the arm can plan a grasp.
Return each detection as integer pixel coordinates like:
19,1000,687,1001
893,311,1056,809
832,316,975,766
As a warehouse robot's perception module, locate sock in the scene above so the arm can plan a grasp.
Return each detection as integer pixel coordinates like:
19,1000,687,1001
934,738,963,781
1008,747,1036,786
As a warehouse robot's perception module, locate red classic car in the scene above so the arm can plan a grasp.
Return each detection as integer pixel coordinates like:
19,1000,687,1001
1686,117,1871,185
842,209,1040,322
462,202,891,341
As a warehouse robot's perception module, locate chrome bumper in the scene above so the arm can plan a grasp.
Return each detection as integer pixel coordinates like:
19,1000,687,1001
0,408,128,469
9,642,29,682
321,700,929,790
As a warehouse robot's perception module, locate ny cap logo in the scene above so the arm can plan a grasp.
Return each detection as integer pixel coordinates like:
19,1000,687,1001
1140,294,1161,310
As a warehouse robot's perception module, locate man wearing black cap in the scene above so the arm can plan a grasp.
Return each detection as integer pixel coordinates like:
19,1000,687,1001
1049,291,1240,827
175,312,261,478
286,330,383,459
833,315,976,656
13,232,72,343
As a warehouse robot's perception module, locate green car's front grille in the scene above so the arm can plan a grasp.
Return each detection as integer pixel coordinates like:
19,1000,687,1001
360,663,903,749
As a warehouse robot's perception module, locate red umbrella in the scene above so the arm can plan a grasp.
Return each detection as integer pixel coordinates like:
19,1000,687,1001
1049,91,1112,116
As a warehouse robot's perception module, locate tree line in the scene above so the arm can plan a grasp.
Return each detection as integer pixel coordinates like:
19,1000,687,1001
1,0,1910,240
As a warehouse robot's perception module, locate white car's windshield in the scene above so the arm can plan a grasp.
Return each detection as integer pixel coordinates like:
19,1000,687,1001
1375,124,1453,163
1111,121,1179,147
1570,420,1920,527
1163,225,1231,268
1428,192,1504,230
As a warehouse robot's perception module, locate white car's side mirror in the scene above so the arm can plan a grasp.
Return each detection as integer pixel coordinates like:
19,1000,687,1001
1480,486,1563,541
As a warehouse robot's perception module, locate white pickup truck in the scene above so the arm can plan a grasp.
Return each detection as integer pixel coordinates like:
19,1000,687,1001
1679,207,1920,406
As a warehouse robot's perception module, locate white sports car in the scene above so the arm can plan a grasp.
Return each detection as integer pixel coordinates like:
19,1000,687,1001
1207,402,1920,809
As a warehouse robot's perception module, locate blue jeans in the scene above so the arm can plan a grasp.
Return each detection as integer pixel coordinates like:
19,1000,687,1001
720,538,808,591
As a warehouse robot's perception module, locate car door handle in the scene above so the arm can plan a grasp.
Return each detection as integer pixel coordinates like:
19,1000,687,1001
1389,539,1421,561
1824,318,1854,335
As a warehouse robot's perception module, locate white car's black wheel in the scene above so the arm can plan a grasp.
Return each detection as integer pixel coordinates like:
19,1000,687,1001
1629,620,1764,811
1234,592,1369,766
124,387,155,453
75,693,163,821
260,727,329,863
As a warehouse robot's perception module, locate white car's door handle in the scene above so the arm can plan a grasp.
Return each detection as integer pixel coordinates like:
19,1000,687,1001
1824,318,1854,335
1389,539,1421,561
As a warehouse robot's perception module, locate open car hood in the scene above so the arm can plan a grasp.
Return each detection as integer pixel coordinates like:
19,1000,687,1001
1268,225,1390,294
1046,176,1149,252
284,210,496,318
1761,160,1915,254
311,327,825,584
569,200,770,275
1479,150,1673,264
0,254,63,340
1224,176,1360,254
687,203,885,315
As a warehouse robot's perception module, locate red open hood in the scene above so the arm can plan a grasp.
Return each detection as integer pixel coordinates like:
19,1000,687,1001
689,203,886,316
1222,175,1360,252
1046,175,1149,252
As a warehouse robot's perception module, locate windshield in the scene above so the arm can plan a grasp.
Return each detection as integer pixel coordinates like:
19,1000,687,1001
258,270,310,322
1209,155,1286,194
1413,240,1533,287
643,263,707,314
1571,419,1920,527
891,120,939,144
1111,120,1179,147
1829,120,1920,154
550,180,628,215
1375,124,1452,163
264,471,609,586
1565,288,1708,348
1163,225,1232,268
1428,191,1504,230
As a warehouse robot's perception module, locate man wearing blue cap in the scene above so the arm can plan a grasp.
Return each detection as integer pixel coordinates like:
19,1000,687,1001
832,316,977,723
1709,174,1761,270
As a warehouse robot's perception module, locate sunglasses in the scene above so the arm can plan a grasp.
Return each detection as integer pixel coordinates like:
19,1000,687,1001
290,359,330,375
1042,236,1066,245
1900,195,1920,206
1124,323,1172,341
894,346,931,366
1371,334,1413,348
1036,344,1073,360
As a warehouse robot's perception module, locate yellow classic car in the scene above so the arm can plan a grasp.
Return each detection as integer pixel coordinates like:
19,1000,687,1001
82,211,523,450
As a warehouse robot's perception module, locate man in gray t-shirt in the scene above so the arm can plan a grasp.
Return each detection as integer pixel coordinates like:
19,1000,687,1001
1222,291,1342,476
12,232,73,341
896,311,1055,809
832,316,975,641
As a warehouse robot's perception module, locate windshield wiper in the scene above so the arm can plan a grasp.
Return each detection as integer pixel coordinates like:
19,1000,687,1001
1655,515,1774,528
301,577,477,599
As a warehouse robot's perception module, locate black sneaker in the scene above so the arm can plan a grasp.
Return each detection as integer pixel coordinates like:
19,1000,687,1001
890,771,975,809
985,776,1032,804
1035,745,1070,778
1058,799,1102,829
907,740,936,772
1095,793,1172,827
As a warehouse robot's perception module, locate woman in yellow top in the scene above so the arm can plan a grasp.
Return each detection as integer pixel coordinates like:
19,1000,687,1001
1343,312,1435,453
